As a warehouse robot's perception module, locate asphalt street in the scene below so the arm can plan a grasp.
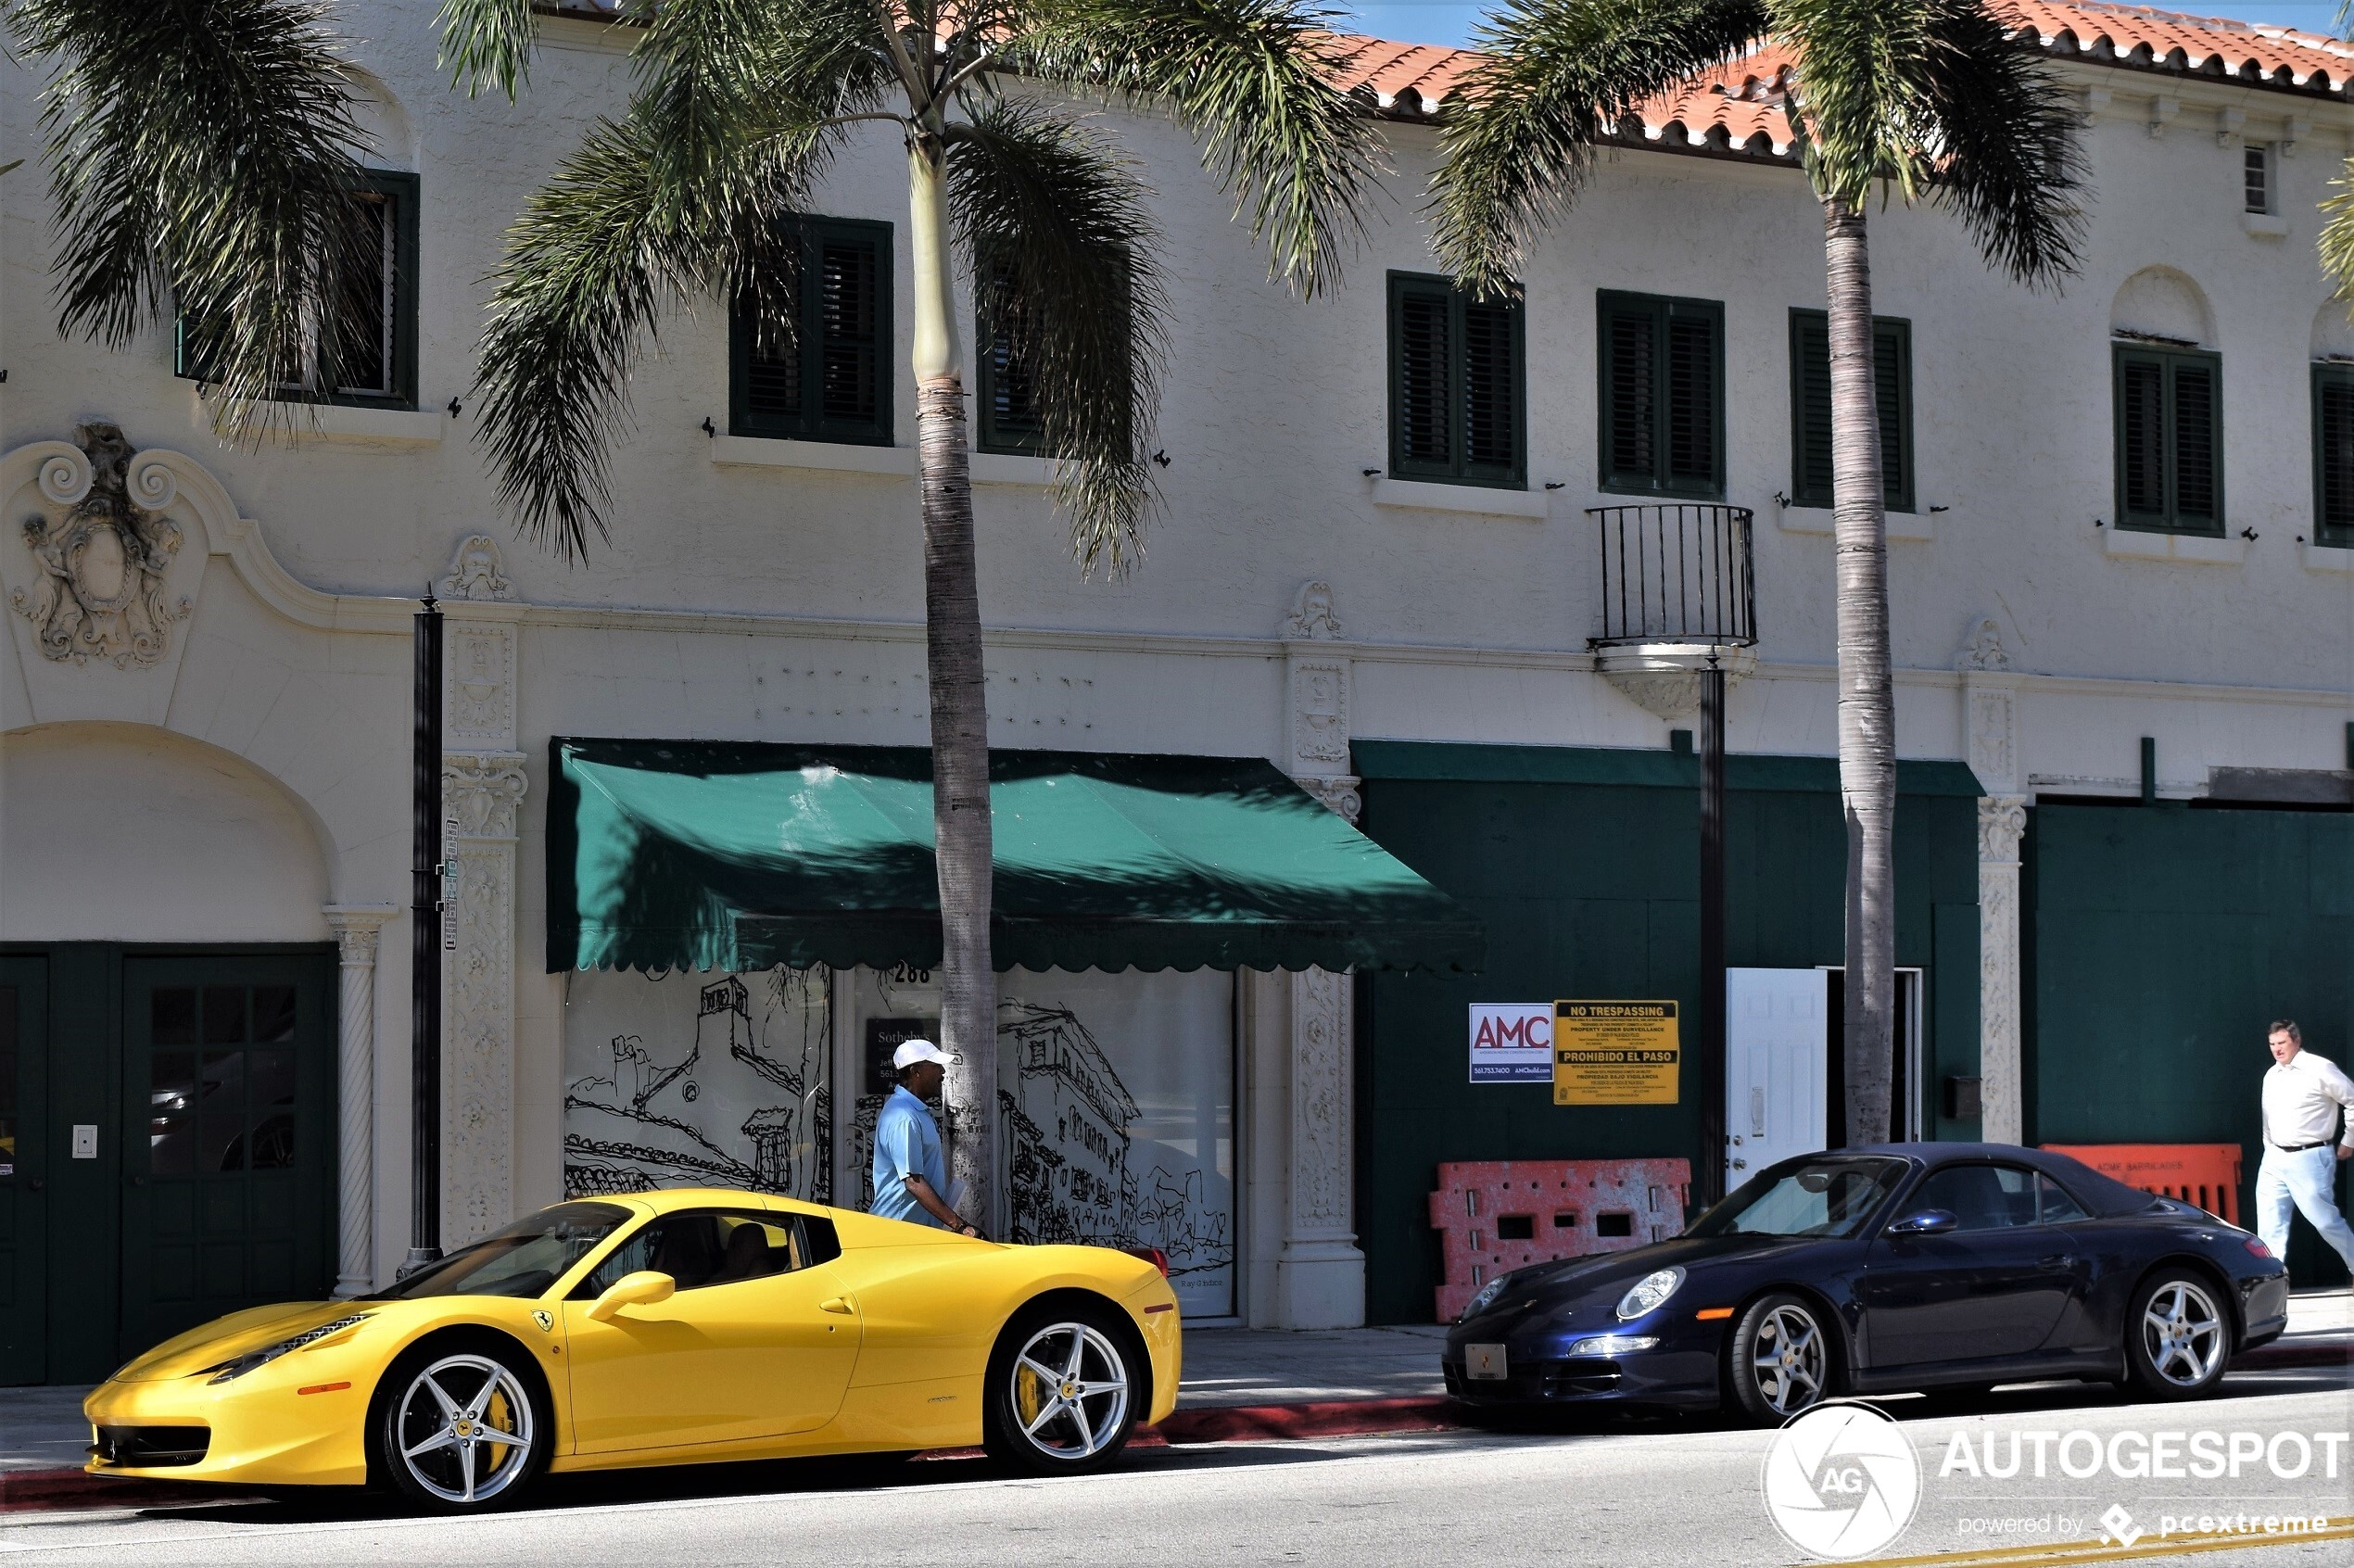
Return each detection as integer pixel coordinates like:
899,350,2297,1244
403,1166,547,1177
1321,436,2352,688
5,1365,2349,1568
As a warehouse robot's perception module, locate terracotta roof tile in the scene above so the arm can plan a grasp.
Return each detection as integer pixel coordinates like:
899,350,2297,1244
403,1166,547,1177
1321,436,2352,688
1323,3,2350,165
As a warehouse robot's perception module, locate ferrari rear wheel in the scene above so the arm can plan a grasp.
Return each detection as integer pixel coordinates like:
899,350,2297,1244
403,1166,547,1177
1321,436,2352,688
1728,1293,1835,1424
2122,1271,2230,1400
983,1301,1141,1475
372,1339,549,1511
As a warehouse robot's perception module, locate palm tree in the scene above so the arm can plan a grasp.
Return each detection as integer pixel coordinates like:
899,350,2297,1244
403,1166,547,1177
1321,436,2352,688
6,0,383,428
1431,0,2082,1145
438,0,1380,1222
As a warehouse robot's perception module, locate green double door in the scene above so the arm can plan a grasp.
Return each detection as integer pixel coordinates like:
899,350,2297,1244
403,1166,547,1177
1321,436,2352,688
0,948,336,1385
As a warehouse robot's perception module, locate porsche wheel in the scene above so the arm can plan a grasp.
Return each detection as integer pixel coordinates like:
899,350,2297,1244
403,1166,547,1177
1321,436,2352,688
983,1301,1142,1475
2122,1271,2230,1400
1728,1293,1834,1423
372,1338,549,1511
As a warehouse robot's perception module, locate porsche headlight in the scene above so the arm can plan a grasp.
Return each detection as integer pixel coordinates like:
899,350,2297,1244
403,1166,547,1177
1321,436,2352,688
1460,1275,1512,1322
205,1313,373,1385
1614,1268,1684,1321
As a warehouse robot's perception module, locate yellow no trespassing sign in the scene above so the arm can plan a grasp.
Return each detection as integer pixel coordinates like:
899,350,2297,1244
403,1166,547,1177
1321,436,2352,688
1552,1001,1680,1106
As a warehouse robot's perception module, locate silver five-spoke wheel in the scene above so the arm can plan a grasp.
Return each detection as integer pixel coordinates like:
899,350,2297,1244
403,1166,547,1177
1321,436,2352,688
1749,1302,1827,1417
2141,1279,2225,1389
1008,1321,1131,1461
388,1352,536,1506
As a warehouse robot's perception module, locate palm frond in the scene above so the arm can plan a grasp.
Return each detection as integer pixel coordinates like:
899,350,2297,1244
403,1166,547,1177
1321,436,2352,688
435,0,539,98
8,0,375,426
1430,0,1767,296
947,95,1170,575
1010,0,1384,297
1907,0,2084,287
1769,0,1940,208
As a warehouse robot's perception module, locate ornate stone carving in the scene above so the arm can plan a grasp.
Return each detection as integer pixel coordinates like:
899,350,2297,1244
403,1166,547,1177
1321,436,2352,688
1284,579,1342,641
1956,614,2013,673
1976,795,2029,1145
446,626,515,748
1289,967,1351,1232
9,424,190,666
1594,643,1758,721
444,752,529,837
1968,689,2017,795
323,904,398,1296
1297,775,1362,823
1291,661,1349,768
438,534,515,602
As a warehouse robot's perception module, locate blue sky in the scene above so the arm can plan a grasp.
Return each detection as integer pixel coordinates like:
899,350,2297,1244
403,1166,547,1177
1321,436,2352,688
1335,2,2345,48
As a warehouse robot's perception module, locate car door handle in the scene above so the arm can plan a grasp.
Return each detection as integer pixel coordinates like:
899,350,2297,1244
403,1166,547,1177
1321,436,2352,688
819,1296,854,1315
2039,1254,2075,1269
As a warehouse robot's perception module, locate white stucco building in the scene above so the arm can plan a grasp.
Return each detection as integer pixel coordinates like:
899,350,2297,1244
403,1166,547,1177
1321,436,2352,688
3,1,2350,1378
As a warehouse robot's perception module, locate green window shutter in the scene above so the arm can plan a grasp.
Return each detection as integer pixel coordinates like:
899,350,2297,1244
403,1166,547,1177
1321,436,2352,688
1873,318,1913,513
974,268,1044,456
2313,364,2354,546
173,308,226,384
730,217,892,444
1601,292,1723,499
2113,344,2221,535
1388,272,1523,487
1790,313,1833,506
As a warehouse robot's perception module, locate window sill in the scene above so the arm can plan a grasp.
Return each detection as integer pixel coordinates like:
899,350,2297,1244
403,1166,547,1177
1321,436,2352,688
1369,476,1548,520
2243,212,2289,238
186,389,443,447
710,434,909,475
2102,526,2245,565
2301,539,2354,573
1776,505,1932,542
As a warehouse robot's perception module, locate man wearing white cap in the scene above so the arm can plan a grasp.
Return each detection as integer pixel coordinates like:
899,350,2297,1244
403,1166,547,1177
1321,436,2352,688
870,1040,981,1236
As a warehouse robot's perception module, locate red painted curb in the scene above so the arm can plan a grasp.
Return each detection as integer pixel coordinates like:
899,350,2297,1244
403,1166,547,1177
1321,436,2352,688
2234,1338,2353,1371
0,1469,247,1514
1152,1396,1462,1445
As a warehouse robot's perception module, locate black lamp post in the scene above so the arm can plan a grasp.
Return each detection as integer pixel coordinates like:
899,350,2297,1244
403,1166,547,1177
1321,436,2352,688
404,590,444,1275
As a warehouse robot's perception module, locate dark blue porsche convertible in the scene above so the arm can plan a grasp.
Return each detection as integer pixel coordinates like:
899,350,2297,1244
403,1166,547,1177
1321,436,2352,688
1443,1144,2290,1423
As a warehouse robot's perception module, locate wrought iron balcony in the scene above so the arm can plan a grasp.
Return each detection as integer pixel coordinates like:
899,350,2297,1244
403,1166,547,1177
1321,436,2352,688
1588,503,1757,651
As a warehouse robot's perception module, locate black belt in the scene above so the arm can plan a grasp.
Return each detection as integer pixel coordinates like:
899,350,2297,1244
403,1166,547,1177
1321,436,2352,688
2272,1140,2332,1153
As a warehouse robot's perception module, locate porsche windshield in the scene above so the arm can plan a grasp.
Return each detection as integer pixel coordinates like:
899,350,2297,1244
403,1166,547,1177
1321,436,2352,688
1688,1158,1908,1240
368,1202,630,1299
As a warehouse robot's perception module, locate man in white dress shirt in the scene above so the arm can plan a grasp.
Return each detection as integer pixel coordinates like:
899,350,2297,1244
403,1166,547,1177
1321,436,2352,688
2257,1019,2354,1281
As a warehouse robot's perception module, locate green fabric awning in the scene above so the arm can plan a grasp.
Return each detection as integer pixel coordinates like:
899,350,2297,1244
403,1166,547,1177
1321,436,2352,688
548,739,1486,976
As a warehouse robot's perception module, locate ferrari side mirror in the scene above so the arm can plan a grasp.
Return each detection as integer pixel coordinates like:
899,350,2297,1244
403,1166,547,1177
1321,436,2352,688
586,1270,677,1322
1887,1208,1958,1237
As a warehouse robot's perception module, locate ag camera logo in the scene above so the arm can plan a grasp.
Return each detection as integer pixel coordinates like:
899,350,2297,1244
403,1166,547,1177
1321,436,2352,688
1762,1402,1923,1560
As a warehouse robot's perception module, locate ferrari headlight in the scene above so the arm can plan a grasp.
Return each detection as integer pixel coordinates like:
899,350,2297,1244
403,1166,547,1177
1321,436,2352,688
1614,1267,1685,1321
1460,1275,1511,1322
206,1313,373,1385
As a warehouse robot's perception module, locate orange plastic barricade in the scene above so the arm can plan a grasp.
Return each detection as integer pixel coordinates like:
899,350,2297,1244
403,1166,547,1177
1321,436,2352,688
1426,1158,1691,1323
2041,1143,2244,1224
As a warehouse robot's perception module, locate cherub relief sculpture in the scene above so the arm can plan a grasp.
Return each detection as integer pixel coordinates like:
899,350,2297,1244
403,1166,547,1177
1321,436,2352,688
11,423,189,667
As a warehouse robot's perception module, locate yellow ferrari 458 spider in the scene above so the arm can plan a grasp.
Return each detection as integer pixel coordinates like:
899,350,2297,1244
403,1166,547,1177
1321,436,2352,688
83,1189,1182,1511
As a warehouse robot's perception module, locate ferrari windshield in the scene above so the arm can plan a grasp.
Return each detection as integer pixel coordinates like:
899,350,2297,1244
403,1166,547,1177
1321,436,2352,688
1688,1158,1908,1240
367,1201,630,1299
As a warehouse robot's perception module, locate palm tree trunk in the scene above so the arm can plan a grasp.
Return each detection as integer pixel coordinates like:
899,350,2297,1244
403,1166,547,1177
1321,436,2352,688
1823,195,1896,1147
908,132,998,1228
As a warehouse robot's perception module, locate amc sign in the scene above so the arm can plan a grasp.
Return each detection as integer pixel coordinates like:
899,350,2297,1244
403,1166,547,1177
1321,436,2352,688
1468,1004,1554,1083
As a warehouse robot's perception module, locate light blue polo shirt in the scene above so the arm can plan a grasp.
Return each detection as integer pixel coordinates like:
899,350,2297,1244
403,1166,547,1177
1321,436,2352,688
870,1085,948,1227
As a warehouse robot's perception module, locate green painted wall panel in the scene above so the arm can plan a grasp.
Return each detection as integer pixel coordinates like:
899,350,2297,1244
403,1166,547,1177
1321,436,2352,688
1356,769,1980,1324
2028,804,2354,1286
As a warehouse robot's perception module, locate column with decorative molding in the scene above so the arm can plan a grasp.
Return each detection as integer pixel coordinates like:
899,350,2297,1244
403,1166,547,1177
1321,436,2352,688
1280,580,1359,822
1958,616,2030,1144
323,904,397,1296
437,537,528,1244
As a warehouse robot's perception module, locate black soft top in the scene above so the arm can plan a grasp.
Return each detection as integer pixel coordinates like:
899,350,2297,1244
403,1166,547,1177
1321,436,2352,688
1848,1142,2164,1219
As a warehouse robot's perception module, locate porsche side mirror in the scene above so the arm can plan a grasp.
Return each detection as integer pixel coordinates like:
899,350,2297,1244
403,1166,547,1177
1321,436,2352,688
586,1270,676,1322
1887,1208,1958,1237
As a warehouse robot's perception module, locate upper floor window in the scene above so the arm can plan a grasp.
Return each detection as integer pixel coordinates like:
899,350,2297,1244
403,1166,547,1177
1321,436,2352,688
2245,145,2272,215
1598,290,1724,499
174,170,420,409
2313,362,2354,548
2113,343,2221,535
730,217,892,445
1788,310,1914,512
975,293,1044,456
1387,272,1525,488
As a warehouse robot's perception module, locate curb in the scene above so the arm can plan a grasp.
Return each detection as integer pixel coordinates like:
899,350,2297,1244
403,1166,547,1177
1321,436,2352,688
0,1469,238,1514
1153,1396,1462,1446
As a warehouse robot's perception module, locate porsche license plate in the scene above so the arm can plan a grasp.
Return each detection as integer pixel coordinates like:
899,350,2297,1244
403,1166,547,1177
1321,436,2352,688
1465,1343,1508,1381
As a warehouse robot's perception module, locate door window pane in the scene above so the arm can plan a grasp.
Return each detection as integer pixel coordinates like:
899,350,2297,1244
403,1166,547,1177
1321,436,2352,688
236,1049,297,1170
152,988,198,1046
1914,1164,2038,1231
251,986,297,1044
150,1050,197,1175
0,986,14,1175
2036,1173,2089,1223
201,1051,244,1171
202,987,246,1046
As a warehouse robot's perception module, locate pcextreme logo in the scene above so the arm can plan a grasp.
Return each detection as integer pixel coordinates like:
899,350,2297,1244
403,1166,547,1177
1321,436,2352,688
1763,1402,1923,1561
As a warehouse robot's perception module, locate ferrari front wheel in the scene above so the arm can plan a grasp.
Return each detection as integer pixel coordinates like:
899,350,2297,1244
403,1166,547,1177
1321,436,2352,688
983,1300,1142,1475
371,1337,550,1511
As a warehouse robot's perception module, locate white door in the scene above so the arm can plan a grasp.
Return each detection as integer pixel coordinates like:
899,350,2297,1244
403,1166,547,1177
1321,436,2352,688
1725,968,1829,1193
